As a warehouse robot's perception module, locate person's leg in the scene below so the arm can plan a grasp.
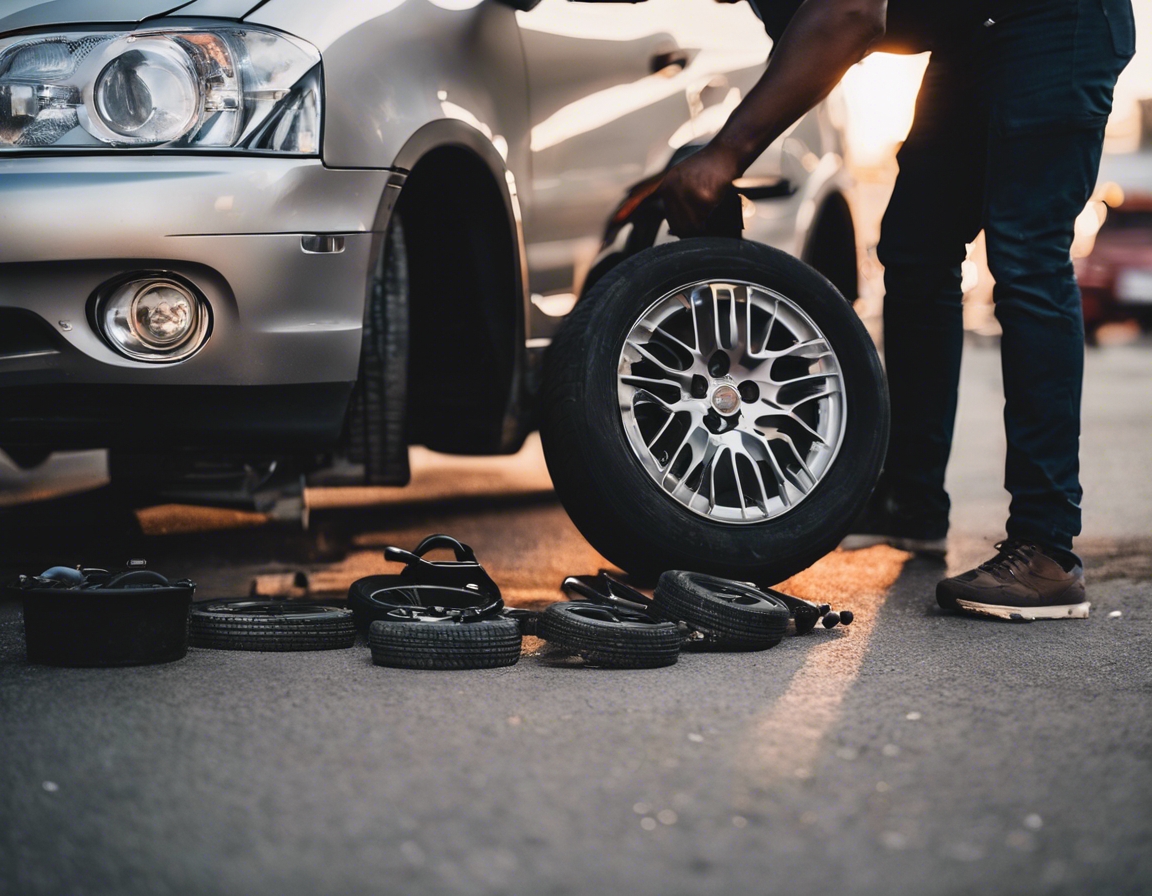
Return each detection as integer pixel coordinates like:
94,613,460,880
980,0,1133,557
937,0,1133,619
853,48,984,550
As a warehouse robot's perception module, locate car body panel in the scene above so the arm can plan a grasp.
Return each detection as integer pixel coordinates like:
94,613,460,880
0,156,392,384
0,0,858,464
517,0,771,296
0,0,254,32
175,0,262,17
249,0,531,174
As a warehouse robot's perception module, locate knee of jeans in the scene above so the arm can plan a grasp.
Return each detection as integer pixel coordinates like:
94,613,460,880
986,230,1077,287
883,262,965,306
877,228,968,271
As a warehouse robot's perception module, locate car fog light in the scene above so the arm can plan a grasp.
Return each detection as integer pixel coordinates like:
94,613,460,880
98,277,210,362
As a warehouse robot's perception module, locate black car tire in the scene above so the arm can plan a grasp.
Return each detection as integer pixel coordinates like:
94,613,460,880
652,571,790,650
189,602,356,652
368,617,521,670
540,238,888,584
346,215,410,485
537,602,681,669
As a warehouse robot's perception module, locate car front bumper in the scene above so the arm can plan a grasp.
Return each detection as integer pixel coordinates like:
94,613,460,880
0,155,399,449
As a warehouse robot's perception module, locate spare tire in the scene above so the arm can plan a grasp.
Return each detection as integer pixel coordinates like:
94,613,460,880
189,602,355,652
537,602,681,668
368,615,521,670
541,238,888,584
653,571,790,650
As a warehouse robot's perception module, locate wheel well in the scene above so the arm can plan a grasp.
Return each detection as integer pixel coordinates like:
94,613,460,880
803,192,859,302
396,146,520,454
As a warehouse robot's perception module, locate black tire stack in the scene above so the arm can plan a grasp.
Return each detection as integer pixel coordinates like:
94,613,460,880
537,603,681,669
652,571,790,650
189,603,356,652
368,616,522,670
535,571,796,667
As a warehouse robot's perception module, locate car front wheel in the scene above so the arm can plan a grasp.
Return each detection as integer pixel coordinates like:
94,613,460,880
540,238,889,585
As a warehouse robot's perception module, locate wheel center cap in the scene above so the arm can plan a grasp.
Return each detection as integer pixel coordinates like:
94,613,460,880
711,383,741,415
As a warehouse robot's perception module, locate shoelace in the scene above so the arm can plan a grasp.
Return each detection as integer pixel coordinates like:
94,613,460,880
978,540,1038,580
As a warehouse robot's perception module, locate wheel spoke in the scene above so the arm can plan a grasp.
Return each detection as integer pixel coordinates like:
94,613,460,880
784,387,839,412
728,447,747,518
689,285,719,357
778,371,842,388
755,406,828,446
775,431,817,487
646,408,676,449
621,374,681,395
759,298,780,354
653,327,696,358
735,436,772,512
767,338,832,361
761,443,793,508
722,286,739,352
625,339,694,388
741,286,754,359
707,445,725,513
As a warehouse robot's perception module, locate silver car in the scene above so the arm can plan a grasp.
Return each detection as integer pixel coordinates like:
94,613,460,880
0,0,859,513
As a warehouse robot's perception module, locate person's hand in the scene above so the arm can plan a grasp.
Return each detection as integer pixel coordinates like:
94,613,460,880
659,145,741,237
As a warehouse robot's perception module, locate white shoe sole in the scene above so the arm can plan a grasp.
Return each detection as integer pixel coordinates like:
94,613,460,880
840,534,948,558
954,599,1091,621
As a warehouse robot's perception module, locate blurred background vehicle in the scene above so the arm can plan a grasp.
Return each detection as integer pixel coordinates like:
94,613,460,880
1075,127,1152,342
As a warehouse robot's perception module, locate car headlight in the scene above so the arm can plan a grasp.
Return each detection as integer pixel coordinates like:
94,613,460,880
0,25,321,153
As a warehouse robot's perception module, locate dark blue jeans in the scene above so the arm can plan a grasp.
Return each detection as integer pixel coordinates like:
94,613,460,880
876,0,1135,552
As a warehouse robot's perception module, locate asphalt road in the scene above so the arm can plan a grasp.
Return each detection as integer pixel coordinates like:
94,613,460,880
1,342,1150,896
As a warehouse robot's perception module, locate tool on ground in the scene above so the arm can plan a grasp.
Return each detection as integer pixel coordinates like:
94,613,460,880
6,560,194,667
769,592,855,634
347,534,503,633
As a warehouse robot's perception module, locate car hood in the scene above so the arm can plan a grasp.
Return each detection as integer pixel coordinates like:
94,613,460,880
0,0,260,34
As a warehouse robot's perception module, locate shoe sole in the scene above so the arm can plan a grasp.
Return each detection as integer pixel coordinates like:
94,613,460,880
840,534,948,559
952,598,1091,622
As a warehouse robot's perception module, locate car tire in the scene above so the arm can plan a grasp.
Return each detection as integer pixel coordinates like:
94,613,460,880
346,215,410,485
540,238,888,585
368,617,521,670
537,602,681,668
652,571,790,650
189,602,356,651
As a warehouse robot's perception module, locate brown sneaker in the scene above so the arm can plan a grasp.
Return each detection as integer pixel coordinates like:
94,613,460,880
936,540,1088,621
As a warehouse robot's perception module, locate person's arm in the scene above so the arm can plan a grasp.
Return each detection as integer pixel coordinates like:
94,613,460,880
661,0,887,235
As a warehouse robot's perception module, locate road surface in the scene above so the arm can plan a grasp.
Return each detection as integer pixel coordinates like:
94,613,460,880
1,343,1150,896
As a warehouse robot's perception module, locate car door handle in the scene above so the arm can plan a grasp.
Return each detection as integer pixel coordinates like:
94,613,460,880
650,49,689,74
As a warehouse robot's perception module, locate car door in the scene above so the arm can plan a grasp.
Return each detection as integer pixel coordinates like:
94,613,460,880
515,0,770,331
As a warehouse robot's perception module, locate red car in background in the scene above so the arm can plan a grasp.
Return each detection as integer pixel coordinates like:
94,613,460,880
1077,150,1152,340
